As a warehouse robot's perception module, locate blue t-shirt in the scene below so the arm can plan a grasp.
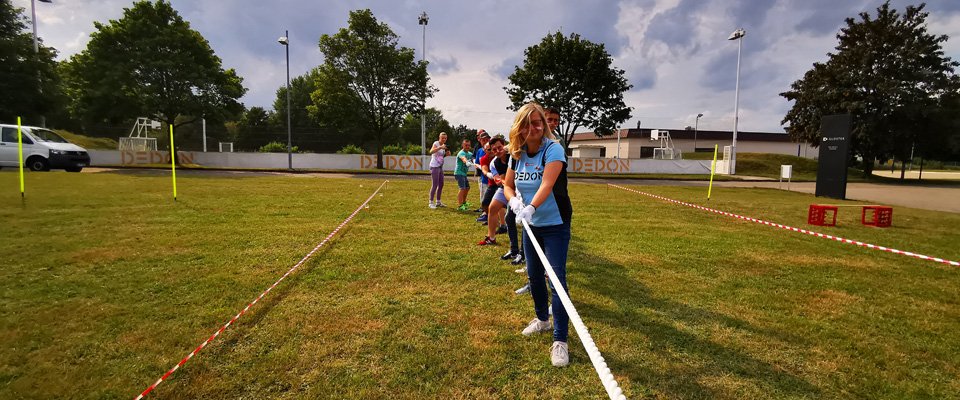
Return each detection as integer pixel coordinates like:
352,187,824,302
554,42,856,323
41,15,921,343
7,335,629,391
514,138,567,227
475,147,488,184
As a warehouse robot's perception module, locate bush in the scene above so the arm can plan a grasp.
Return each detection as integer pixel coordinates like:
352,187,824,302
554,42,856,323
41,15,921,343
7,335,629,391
382,143,422,155
336,144,364,154
258,141,298,153
383,144,404,155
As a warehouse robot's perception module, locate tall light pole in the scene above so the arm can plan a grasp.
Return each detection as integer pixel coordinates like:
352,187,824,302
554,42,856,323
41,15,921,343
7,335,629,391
31,0,52,127
418,11,429,156
728,28,745,174
694,113,703,151
278,31,292,170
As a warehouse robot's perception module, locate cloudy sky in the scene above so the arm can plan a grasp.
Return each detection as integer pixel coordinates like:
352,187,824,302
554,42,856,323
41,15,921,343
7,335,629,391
15,0,960,134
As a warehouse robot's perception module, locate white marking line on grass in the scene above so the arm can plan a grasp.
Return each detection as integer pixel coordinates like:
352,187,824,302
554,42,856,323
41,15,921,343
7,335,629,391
609,184,959,268
520,220,627,400
135,180,389,400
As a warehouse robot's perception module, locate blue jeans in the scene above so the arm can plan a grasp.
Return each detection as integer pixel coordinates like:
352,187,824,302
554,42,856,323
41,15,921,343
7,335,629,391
506,209,523,254
523,221,571,342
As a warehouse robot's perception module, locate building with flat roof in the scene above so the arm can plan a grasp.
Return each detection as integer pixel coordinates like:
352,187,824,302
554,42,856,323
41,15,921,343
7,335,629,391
569,128,817,159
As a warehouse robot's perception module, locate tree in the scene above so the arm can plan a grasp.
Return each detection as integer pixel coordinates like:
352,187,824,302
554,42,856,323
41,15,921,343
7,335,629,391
62,0,245,153
0,0,63,125
505,32,632,153
272,68,320,129
234,106,276,151
781,2,960,177
396,107,452,145
309,9,434,168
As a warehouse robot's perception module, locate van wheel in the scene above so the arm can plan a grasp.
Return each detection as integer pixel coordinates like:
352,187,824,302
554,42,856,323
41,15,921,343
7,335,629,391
65,167,83,173
27,157,49,172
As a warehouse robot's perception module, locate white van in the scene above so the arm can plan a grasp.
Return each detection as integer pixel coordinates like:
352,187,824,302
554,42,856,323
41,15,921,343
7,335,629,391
0,124,90,172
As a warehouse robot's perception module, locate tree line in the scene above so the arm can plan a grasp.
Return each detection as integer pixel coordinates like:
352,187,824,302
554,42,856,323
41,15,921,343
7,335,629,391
1,0,957,172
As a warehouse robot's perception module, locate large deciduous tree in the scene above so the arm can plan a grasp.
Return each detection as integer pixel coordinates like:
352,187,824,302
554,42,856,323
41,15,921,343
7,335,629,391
505,32,632,153
272,68,320,129
0,0,62,125
780,2,960,177
396,107,453,146
62,0,245,143
309,9,434,168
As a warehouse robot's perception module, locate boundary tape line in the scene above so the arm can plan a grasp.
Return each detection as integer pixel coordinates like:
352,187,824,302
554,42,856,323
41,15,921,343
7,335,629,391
135,180,389,399
609,184,959,267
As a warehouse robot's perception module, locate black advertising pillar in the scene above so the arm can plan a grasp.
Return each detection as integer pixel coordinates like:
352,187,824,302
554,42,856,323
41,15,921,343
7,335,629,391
815,114,852,199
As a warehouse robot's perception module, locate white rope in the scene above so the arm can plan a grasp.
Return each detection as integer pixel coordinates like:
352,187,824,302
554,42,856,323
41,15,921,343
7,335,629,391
520,218,627,400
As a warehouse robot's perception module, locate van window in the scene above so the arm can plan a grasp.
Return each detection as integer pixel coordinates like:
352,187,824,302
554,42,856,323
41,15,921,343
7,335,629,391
1,127,34,145
30,129,69,143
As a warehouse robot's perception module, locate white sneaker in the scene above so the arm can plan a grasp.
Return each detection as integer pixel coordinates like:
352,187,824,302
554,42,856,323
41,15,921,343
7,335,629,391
551,341,569,367
429,202,436,209
522,318,551,336
435,201,446,207
514,284,530,295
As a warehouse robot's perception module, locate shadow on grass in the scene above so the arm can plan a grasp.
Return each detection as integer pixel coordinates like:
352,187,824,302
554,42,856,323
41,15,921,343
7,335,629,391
568,239,820,398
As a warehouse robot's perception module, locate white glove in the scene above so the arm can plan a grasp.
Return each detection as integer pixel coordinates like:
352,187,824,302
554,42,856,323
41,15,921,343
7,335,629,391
516,205,536,225
508,197,524,215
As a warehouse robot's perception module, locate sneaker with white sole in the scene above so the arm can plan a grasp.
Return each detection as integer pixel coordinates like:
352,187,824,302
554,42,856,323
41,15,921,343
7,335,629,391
551,341,569,367
436,201,447,207
522,318,552,336
429,202,436,209
514,283,530,295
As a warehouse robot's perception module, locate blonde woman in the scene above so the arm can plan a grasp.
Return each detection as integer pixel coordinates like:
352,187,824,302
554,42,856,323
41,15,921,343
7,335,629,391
428,132,448,208
503,102,573,367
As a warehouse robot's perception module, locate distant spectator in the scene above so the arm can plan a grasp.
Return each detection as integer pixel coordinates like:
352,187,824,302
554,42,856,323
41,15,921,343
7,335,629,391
428,132,449,208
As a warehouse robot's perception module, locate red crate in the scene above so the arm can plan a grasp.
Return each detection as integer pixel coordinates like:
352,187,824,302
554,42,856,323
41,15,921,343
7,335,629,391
862,206,893,227
808,204,838,226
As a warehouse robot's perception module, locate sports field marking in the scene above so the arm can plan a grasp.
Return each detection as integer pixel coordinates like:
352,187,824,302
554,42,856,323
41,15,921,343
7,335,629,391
134,180,389,399
520,219,627,400
609,184,959,267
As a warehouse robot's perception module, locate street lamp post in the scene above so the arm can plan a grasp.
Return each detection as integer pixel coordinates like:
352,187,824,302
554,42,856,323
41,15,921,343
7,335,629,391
615,126,621,159
418,12,429,156
278,31,292,170
31,0,52,127
727,28,745,175
694,113,703,152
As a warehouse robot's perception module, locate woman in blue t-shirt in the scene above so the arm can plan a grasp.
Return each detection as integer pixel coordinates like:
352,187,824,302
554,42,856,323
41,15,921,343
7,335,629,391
503,102,573,367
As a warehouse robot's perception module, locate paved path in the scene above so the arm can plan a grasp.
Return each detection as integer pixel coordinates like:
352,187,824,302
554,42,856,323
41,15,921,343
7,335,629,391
601,179,960,214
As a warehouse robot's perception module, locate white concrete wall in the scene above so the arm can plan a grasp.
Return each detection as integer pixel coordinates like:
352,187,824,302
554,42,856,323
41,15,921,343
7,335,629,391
571,137,818,159
88,150,715,174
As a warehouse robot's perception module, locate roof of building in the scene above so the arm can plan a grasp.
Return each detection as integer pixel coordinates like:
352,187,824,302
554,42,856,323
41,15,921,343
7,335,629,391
570,128,802,143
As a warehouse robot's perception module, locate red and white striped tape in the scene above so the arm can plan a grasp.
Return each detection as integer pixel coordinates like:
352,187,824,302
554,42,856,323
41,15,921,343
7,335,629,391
609,184,959,267
135,180,388,399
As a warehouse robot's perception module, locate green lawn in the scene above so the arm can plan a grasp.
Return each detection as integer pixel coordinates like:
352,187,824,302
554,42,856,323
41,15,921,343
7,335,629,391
1,171,958,399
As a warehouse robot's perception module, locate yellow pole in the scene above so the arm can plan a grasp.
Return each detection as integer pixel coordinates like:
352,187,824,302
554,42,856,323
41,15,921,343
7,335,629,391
17,117,24,198
707,144,718,200
170,125,177,201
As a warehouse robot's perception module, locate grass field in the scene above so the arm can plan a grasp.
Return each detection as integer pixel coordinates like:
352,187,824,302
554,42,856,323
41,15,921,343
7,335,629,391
1,170,959,399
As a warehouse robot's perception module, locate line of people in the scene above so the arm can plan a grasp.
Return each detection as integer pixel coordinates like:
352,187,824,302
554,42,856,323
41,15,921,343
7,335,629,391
427,103,573,367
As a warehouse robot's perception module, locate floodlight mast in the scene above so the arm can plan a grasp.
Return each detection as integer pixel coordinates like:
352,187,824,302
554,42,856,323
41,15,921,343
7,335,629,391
278,31,291,170
727,27,745,175
31,0,53,127
418,11,429,156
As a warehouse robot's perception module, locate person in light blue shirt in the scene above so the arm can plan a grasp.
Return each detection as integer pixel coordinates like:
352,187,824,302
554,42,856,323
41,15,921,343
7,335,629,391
503,102,572,367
